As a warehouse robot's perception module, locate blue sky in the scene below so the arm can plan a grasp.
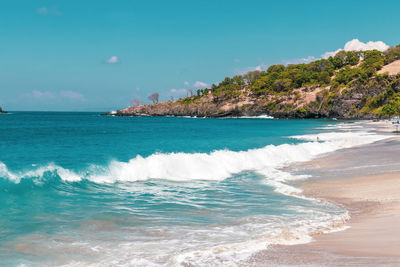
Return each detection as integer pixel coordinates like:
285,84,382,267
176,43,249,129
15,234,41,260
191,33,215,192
1,0,399,111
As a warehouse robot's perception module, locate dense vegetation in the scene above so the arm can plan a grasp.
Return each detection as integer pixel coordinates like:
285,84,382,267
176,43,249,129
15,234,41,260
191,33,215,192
118,45,400,119
195,45,400,117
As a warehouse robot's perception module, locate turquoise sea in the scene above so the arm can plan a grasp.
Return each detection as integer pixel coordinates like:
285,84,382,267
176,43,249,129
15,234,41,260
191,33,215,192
0,112,388,266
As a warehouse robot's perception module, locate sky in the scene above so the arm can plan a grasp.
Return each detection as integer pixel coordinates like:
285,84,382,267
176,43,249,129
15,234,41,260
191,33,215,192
1,0,400,111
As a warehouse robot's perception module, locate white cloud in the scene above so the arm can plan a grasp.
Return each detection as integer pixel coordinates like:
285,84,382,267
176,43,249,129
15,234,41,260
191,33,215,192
106,56,119,64
193,81,210,88
26,90,85,102
184,81,189,86
60,90,86,101
32,90,55,99
254,65,263,71
284,56,317,65
322,39,390,59
170,88,187,94
322,51,337,59
235,64,267,75
37,7,48,15
37,6,61,16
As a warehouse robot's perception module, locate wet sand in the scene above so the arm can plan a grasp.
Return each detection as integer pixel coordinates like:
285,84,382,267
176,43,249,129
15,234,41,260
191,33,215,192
246,122,400,266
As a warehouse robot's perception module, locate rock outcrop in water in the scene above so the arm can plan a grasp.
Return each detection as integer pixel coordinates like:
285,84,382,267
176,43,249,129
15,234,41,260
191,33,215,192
0,106,7,114
110,46,400,119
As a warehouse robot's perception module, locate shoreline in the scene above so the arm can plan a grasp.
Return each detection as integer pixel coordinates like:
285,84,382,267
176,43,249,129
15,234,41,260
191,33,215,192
300,171,400,257
247,121,400,265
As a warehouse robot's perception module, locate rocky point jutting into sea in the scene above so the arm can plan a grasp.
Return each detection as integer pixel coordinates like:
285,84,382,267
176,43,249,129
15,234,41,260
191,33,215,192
0,106,7,114
109,46,400,119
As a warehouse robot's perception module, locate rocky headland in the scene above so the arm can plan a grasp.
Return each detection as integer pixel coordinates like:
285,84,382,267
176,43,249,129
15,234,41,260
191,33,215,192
110,46,400,119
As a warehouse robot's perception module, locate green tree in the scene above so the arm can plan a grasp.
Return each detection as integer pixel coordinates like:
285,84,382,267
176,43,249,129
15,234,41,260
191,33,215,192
345,51,360,66
272,78,292,92
381,93,400,116
267,64,285,74
329,50,347,69
362,50,384,73
319,71,331,84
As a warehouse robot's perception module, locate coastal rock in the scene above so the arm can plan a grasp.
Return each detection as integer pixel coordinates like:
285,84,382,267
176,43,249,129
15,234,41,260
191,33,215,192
112,78,395,119
110,49,400,119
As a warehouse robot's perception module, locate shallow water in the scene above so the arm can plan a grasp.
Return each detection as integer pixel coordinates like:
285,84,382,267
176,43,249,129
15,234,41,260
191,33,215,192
0,113,389,266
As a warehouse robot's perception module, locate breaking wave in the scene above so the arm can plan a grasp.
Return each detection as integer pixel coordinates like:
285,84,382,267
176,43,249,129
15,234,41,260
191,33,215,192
0,122,392,266
0,129,390,195
233,114,274,119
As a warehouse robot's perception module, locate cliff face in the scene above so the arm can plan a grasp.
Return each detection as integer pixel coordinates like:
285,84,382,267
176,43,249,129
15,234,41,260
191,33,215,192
112,54,400,119
115,92,265,118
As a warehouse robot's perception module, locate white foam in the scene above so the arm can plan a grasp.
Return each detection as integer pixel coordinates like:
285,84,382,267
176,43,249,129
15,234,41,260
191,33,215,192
85,129,388,186
172,207,351,266
0,162,18,181
229,115,274,119
0,163,81,183
51,206,350,267
0,128,390,188
2,124,387,266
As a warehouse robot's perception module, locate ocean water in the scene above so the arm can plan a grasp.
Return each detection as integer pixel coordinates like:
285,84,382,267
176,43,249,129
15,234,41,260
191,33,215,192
0,112,389,266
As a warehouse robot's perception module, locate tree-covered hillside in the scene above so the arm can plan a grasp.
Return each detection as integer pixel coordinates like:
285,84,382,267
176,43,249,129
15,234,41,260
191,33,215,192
115,45,400,118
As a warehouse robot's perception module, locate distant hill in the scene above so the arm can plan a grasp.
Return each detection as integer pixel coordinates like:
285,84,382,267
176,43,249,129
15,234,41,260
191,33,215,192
112,45,400,119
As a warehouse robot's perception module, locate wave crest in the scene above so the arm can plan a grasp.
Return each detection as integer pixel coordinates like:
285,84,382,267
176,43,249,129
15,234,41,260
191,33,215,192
0,130,390,192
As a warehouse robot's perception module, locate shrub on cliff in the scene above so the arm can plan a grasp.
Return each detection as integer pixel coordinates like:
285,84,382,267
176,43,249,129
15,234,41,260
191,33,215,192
381,92,400,116
384,45,400,64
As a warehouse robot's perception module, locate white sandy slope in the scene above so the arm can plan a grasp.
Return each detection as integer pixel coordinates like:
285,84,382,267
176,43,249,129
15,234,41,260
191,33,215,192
378,59,400,76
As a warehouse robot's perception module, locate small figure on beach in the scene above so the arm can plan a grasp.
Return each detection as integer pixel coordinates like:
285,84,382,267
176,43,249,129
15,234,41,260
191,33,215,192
317,136,320,142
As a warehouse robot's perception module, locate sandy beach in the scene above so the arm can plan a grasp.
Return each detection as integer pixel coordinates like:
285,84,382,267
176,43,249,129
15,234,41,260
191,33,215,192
246,122,400,266
302,172,400,258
